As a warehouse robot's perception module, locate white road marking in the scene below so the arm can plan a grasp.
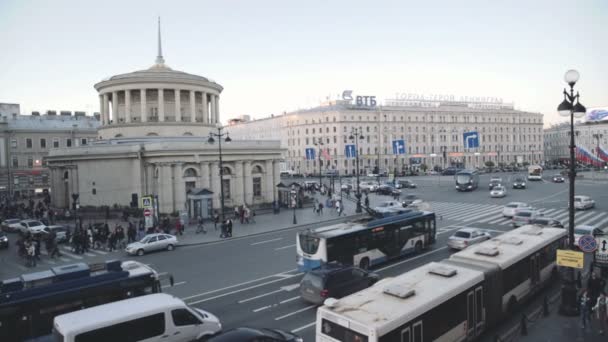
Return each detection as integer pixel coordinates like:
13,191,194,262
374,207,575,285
58,249,84,259
573,211,597,224
92,249,108,255
181,268,297,300
251,237,283,246
376,246,448,272
59,257,71,262
280,296,300,304
540,208,559,216
274,305,316,320
477,213,505,223
274,273,302,279
579,212,607,226
292,322,316,333
593,216,608,229
186,273,301,305
253,305,272,313
275,244,296,251
448,204,501,220
162,281,186,289
239,288,285,303
460,207,504,222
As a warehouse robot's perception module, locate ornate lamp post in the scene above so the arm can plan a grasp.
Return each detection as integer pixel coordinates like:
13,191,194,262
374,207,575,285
349,128,365,213
291,185,297,224
314,141,324,190
208,126,232,223
557,69,587,316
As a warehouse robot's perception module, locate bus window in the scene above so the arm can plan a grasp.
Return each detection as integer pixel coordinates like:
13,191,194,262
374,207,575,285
299,234,320,254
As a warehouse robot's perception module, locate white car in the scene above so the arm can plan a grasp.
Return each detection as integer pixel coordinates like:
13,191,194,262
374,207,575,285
1,218,23,233
126,233,179,256
512,209,543,227
574,225,602,248
447,228,492,250
573,195,595,210
374,200,405,212
19,219,47,234
490,185,507,198
359,181,378,193
502,202,531,217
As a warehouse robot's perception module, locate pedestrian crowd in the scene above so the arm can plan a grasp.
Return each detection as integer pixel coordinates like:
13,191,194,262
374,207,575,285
579,272,608,335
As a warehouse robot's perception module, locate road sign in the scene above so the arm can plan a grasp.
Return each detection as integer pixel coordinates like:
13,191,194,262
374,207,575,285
579,234,598,253
463,131,479,149
392,140,406,155
596,235,608,265
557,249,584,269
305,148,316,160
144,209,152,217
141,196,153,209
345,144,357,158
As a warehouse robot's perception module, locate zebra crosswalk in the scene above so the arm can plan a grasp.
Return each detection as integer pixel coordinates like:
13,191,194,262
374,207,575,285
37,245,116,265
429,201,608,229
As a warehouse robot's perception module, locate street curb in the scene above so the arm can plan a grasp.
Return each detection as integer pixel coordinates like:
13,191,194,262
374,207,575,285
178,214,364,247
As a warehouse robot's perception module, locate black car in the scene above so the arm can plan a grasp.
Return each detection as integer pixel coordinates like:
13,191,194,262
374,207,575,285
529,218,564,228
208,327,302,342
397,180,417,189
552,175,565,183
402,193,421,206
376,185,401,196
488,179,502,190
299,264,380,304
0,231,8,248
512,178,526,189
441,167,461,175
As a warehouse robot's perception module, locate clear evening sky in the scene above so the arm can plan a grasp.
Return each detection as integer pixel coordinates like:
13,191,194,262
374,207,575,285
0,0,606,126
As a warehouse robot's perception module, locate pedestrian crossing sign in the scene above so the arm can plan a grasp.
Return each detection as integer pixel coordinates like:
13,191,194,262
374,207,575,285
141,196,152,209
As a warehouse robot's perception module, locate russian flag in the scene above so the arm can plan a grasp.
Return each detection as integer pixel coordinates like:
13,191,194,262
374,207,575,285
576,146,604,167
598,146,608,162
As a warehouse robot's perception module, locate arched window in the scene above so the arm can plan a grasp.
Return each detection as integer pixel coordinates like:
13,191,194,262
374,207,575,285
183,132,193,136
115,134,123,138
252,165,263,174
222,167,232,175
183,168,197,178
63,171,69,179
146,132,159,136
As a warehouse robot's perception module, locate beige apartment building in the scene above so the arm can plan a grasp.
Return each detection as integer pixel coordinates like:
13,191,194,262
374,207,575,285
544,120,608,164
0,103,100,198
228,96,545,175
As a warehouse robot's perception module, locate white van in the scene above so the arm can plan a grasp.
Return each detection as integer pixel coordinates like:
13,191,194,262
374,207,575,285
52,293,221,342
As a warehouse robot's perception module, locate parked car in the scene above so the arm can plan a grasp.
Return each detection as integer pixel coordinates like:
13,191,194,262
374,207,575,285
512,209,543,227
1,218,23,233
552,175,565,183
299,263,380,304
208,327,302,342
447,228,492,250
490,185,507,198
574,225,603,248
359,181,378,193
573,195,595,210
402,194,421,206
19,219,46,234
125,233,179,256
512,177,527,189
374,200,405,213
502,202,531,217
489,177,503,190
529,217,564,228
0,231,8,249
397,180,417,189
376,185,401,196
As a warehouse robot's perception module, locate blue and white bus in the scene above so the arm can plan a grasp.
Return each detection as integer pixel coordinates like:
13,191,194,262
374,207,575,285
0,260,168,342
296,211,436,272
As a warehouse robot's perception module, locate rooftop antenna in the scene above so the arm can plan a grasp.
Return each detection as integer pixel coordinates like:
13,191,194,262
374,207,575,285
155,17,165,65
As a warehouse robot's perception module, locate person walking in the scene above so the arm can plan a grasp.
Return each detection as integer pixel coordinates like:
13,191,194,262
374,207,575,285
196,216,206,234
593,291,608,335
589,273,605,308
581,289,592,329
27,241,36,267
213,211,219,231
364,195,370,208
335,200,341,215
226,218,233,237
313,198,319,213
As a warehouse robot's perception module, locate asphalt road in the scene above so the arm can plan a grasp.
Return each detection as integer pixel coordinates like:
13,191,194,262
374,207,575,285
2,171,607,341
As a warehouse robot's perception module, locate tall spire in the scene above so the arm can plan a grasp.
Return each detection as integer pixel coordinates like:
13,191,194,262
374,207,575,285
155,17,165,65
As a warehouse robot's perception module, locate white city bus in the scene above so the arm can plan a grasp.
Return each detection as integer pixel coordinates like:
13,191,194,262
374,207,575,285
297,211,436,272
316,225,566,342
527,165,543,181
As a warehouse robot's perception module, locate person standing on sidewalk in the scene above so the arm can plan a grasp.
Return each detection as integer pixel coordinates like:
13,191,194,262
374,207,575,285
580,289,592,329
364,195,370,208
592,291,608,335
588,273,605,308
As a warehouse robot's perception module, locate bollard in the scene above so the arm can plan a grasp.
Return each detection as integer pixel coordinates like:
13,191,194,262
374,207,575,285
169,275,174,287
543,296,549,317
520,314,528,336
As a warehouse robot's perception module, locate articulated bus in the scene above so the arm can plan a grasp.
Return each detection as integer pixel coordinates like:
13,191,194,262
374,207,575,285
316,225,566,342
0,260,169,342
297,211,436,272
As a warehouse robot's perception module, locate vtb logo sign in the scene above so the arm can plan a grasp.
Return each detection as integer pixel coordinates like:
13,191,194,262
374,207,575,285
342,90,377,107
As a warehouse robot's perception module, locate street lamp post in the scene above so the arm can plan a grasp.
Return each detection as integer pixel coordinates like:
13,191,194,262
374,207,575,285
593,133,604,170
557,69,587,316
208,126,232,223
291,185,297,225
349,128,365,213
314,141,324,190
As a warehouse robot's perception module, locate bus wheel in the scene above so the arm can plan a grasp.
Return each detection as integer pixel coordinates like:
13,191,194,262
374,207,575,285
414,242,422,254
507,297,518,314
359,258,370,270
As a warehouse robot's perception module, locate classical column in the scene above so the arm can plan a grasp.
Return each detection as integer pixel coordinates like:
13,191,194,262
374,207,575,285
111,91,118,124
200,161,210,189
159,164,173,213
140,89,147,122
215,95,220,123
173,163,186,213
158,88,165,122
125,90,131,123
210,95,216,124
102,93,109,125
234,162,244,205
265,160,274,203
210,162,221,208
190,90,196,123
243,161,253,205
272,160,280,201
174,89,181,122
202,92,208,124
98,95,105,125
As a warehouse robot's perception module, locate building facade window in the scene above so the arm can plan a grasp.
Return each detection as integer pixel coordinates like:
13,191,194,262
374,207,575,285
27,157,33,168
53,138,60,148
12,156,18,168
81,138,87,145
25,138,33,149
11,139,17,148
222,179,231,199
253,177,262,197
40,138,47,149
66,139,72,147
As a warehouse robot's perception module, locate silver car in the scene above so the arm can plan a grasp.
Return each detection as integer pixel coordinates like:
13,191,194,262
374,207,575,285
125,233,179,256
490,185,507,198
447,228,492,250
